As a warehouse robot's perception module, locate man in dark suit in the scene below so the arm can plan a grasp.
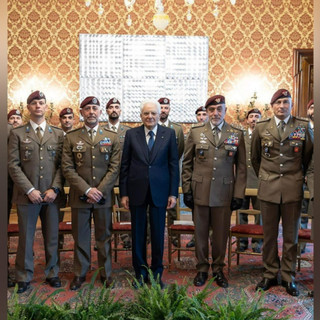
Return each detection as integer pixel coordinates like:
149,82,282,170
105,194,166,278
8,91,64,293
105,98,131,249
182,95,247,288
120,99,179,288
251,89,313,296
62,96,120,290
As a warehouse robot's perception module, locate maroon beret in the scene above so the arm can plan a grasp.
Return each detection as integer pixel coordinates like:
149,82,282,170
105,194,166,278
306,99,314,109
158,97,170,105
205,95,225,108
246,108,261,118
106,98,121,109
270,89,291,105
59,107,74,118
27,91,46,104
195,106,206,114
80,96,100,109
7,109,22,120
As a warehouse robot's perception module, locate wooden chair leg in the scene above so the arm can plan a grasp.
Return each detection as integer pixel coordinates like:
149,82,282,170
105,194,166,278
114,234,118,262
168,230,172,270
228,233,232,270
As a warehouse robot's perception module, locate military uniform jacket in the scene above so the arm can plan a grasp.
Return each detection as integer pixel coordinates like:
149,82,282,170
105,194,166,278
251,116,313,204
8,122,64,205
244,130,259,189
62,125,120,208
306,123,314,200
182,121,247,207
168,120,185,160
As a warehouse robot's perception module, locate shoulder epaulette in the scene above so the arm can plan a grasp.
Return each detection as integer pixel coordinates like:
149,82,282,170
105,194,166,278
295,116,309,123
170,121,182,127
66,127,82,135
49,125,63,131
230,123,245,131
256,118,271,124
120,123,131,129
191,123,205,129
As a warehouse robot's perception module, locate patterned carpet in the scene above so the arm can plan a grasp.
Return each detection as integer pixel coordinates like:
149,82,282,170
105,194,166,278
7,229,314,319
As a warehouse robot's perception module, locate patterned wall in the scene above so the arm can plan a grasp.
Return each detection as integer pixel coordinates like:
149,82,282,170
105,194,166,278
7,0,313,129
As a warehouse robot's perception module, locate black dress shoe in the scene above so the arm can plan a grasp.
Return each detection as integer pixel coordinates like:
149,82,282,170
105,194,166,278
186,239,195,248
123,241,132,249
17,281,30,293
101,276,113,288
212,271,228,288
193,272,208,287
281,280,299,296
255,277,278,291
8,276,15,288
46,277,61,288
70,276,86,291
172,238,179,247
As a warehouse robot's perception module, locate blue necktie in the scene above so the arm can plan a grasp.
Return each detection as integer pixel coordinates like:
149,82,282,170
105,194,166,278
148,131,154,151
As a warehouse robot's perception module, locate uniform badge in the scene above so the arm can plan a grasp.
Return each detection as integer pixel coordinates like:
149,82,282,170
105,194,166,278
48,126,52,133
76,141,84,150
164,98,168,104
25,126,30,133
112,98,118,103
200,132,207,143
100,137,112,146
92,97,98,104
77,153,83,159
76,162,82,167
224,133,239,146
105,154,109,161
289,126,306,140
39,92,44,98
22,138,31,144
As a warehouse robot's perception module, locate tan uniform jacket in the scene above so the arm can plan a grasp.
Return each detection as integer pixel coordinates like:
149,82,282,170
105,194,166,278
244,130,259,189
62,125,120,208
168,120,185,160
182,121,246,207
251,116,313,204
8,122,64,205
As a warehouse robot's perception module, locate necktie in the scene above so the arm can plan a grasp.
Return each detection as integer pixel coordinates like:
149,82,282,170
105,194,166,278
148,131,155,151
89,128,94,141
36,126,42,143
213,126,220,145
161,123,166,127
112,125,117,132
278,120,285,139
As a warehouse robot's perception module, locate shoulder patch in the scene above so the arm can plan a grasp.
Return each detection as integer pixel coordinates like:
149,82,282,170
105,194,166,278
230,123,244,131
103,127,118,135
256,118,271,124
49,125,63,131
294,116,309,123
191,123,205,130
66,127,82,135
170,121,182,128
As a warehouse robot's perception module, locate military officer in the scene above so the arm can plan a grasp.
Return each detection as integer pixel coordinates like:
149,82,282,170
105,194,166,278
252,89,313,296
8,90,64,293
158,97,184,247
8,109,23,128
62,96,120,290
105,98,131,249
239,108,262,253
59,107,75,134
182,95,246,288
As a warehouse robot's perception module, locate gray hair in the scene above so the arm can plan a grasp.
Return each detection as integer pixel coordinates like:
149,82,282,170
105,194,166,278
140,99,161,114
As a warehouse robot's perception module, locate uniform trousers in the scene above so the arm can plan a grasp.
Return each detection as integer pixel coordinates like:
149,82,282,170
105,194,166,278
130,189,166,281
16,203,60,282
71,207,112,278
260,200,301,282
194,205,232,273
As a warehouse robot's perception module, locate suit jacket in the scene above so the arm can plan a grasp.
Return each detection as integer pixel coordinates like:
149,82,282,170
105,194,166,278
168,120,185,160
119,124,179,207
8,122,64,205
182,121,246,207
251,116,313,204
62,125,120,208
244,129,259,189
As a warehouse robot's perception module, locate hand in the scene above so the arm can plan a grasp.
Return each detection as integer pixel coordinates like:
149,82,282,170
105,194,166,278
43,189,57,203
230,197,243,211
121,196,129,210
87,188,103,203
167,196,177,209
183,192,194,209
27,189,43,204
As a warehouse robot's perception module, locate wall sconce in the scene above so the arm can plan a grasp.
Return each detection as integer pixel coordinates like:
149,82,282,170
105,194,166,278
124,0,136,26
185,0,194,21
153,0,170,30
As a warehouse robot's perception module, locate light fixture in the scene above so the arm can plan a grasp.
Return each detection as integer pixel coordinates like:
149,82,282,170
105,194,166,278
98,2,104,15
185,0,194,21
213,4,219,17
124,0,136,26
153,0,170,31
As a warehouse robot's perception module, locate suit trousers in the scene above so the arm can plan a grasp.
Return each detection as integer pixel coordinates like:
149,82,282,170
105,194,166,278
72,207,112,278
194,205,232,273
130,191,166,281
15,203,60,282
260,200,301,282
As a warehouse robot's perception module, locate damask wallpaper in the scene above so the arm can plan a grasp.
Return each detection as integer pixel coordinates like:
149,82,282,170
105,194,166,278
7,0,313,129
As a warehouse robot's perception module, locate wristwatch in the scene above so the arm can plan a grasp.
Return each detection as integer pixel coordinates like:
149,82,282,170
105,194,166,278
50,187,60,194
